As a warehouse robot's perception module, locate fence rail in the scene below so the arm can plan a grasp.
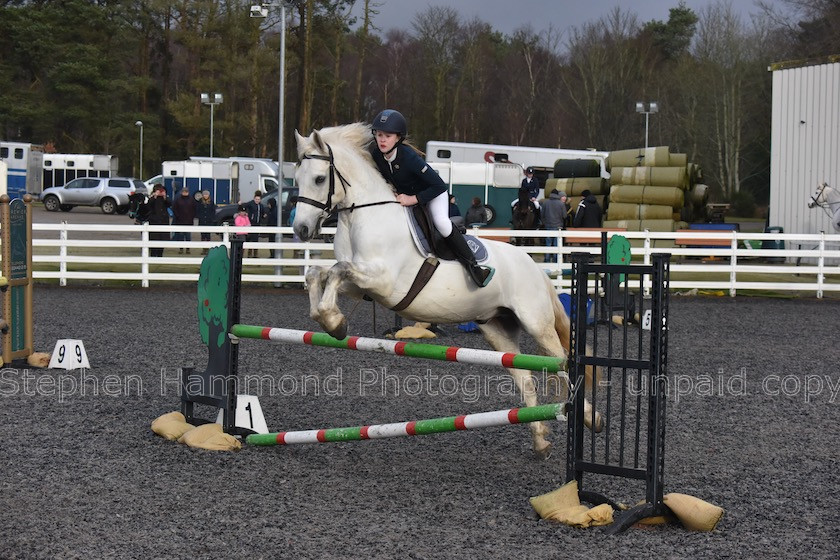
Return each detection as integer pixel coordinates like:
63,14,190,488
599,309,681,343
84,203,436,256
18,223,840,297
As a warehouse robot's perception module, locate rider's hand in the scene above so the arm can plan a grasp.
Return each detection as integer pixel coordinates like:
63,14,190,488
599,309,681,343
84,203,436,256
396,194,418,206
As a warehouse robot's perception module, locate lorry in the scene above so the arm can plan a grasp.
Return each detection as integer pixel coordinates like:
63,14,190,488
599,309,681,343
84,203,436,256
425,140,610,226
1,141,120,199
160,157,297,204
0,141,44,198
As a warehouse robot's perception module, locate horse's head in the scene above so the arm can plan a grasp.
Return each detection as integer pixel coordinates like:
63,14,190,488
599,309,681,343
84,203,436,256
293,123,372,241
808,182,829,209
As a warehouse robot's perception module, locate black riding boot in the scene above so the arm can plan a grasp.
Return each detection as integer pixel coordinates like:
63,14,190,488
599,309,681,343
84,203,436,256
445,229,495,288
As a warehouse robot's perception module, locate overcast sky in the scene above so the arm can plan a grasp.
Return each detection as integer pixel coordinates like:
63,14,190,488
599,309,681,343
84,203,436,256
353,0,778,38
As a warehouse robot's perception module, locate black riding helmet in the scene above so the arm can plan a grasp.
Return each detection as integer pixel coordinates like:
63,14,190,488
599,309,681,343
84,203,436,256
372,109,407,137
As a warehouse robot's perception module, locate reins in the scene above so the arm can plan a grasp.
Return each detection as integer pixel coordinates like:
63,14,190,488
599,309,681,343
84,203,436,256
298,142,399,216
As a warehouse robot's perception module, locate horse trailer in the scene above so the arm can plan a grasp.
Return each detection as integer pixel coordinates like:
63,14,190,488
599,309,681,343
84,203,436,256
0,141,44,199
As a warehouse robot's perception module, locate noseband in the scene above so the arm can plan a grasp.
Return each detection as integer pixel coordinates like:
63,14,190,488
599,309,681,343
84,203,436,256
298,142,399,216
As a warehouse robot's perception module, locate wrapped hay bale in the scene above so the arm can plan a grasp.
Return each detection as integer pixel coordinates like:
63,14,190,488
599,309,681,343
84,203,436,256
670,153,688,167
607,202,674,221
544,177,604,198
610,167,687,189
603,219,641,230
640,219,678,232
609,185,684,207
553,158,601,178
608,146,671,168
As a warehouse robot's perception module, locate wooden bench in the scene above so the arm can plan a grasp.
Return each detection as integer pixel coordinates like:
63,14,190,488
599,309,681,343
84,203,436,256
674,229,734,249
563,228,627,246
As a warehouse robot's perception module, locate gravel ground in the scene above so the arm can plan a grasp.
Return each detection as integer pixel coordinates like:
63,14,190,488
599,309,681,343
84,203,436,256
1,286,838,559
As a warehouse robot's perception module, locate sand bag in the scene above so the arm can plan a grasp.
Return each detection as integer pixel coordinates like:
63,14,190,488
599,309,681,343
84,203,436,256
151,411,196,441
663,493,724,531
530,480,614,528
179,423,242,451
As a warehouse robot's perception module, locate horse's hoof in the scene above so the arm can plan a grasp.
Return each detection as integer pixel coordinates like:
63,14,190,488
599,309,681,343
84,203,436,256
533,441,552,460
327,318,348,340
586,412,604,433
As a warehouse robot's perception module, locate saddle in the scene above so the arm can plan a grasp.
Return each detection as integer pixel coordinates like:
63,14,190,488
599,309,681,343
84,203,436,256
406,205,489,263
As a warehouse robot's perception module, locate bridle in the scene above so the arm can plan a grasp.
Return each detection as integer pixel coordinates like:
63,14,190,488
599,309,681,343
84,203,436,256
297,142,399,216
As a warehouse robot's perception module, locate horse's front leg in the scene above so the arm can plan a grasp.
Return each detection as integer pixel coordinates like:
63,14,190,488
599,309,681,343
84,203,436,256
317,260,393,339
304,266,330,325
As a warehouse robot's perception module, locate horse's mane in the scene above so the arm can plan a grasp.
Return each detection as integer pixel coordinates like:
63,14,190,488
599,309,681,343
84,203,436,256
300,122,374,164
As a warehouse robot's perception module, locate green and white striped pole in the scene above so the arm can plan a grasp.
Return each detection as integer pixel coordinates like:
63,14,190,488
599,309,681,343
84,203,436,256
246,403,566,446
230,326,566,373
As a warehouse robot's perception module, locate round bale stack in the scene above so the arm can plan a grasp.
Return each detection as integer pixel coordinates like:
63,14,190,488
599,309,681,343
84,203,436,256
544,158,606,211
604,146,709,232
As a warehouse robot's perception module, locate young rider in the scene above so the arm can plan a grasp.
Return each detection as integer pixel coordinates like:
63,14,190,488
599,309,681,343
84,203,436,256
367,109,494,288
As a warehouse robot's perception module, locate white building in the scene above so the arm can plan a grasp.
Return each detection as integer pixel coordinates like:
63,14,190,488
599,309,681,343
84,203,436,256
769,56,840,235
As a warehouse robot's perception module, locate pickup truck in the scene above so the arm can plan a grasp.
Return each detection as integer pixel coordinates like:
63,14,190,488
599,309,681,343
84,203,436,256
40,177,147,214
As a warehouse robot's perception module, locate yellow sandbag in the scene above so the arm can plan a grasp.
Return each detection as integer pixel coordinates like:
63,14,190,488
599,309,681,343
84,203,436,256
395,325,436,339
151,411,196,441
178,423,242,451
670,153,687,167
608,146,671,168
27,352,51,368
545,177,605,198
663,493,724,531
609,185,684,207
606,202,675,221
530,480,614,528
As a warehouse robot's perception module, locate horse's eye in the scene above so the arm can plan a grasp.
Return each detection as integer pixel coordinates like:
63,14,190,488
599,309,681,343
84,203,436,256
315,175,326,185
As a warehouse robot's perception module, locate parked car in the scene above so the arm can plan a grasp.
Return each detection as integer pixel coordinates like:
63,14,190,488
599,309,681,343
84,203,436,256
40,177,147,214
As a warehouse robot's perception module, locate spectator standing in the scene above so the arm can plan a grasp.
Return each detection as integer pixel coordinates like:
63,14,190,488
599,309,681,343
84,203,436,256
234,204,251,237
449,194,464,229
573,189,603,228
172,187,197,254
244,191,266,258
540,189,568,263
195,190,216,255
146,185,171,257
464,197,487,227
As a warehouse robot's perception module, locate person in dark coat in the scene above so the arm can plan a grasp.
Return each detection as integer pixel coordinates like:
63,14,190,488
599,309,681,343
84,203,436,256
244,191,266,257
541,189,568,263
521,167,540,201
146,185,171,257
195,190,216,254
573,189,603,228
368,109,493,287
172,186,197,254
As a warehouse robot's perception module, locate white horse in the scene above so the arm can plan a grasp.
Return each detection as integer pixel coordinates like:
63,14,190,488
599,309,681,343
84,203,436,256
292,123,599,458
808,182,840,232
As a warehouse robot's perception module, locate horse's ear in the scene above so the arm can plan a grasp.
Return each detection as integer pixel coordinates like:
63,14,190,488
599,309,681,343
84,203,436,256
294,130,307,158
312,130,326,153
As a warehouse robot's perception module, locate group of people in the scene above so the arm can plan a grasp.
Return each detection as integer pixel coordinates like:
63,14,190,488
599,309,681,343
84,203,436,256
129,185,280,258
130,185,217,257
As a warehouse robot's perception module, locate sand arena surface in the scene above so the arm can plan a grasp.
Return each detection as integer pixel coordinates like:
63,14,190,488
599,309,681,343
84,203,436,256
1,286,838,558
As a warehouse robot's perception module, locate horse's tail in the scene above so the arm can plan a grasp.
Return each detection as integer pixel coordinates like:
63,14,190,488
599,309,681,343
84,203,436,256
545,273,600,390
545,274,570,355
